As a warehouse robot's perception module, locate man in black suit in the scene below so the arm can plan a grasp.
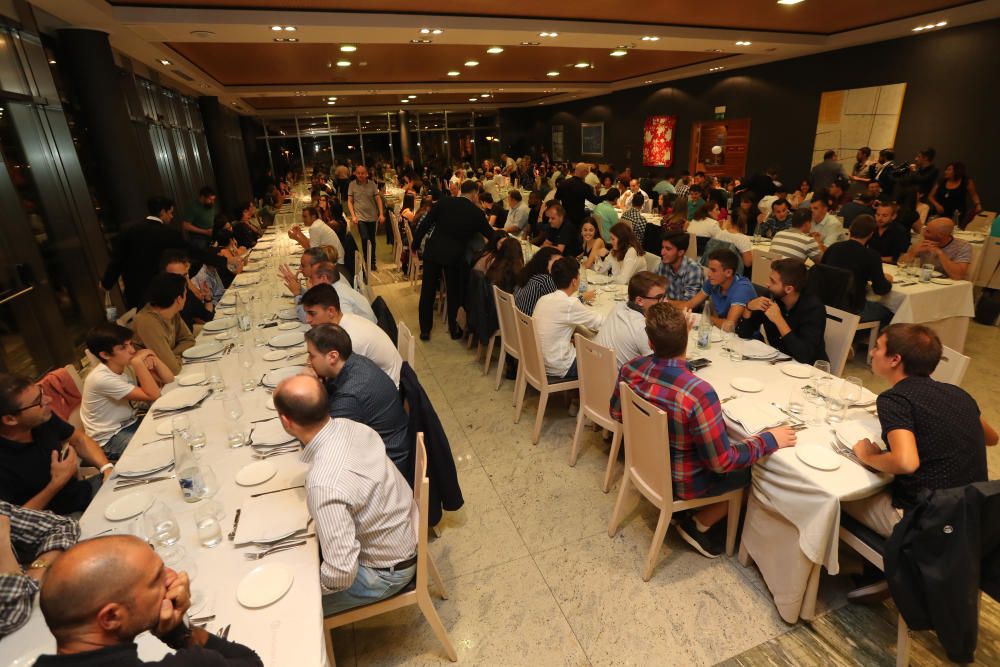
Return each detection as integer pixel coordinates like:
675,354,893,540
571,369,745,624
555,163,602,227
101,196,227,309
413,180,494,340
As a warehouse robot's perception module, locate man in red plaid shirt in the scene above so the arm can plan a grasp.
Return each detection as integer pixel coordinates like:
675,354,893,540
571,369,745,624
610,303,796,557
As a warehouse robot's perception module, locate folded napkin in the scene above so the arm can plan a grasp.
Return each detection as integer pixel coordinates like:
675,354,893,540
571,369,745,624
252,419,297,446
723,397,787,435
234,489,310,544
740,338,779,359
834,417,886,450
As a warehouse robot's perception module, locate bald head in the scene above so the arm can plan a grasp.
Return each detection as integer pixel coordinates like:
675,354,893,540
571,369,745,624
925,218,955,243
273,375,329,430
574,163,590,178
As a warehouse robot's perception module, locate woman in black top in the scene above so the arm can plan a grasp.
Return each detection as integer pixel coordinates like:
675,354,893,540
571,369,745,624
929,162,982,225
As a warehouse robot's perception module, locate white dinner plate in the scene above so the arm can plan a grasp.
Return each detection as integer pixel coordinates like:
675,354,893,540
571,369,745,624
235,460,278,486
254,242,273,251
930,278,955,285
262,348,301,362
155,422,173,436
730,377,764,393
277,321,301,330
796,445,841,471
269,331,305,348
262,366,303,388
740,339,779,360
202,317,236,333
104,491,154,521
220,293,237,306
152,386,210,411
780,363,814,379
276,307,299,321
176,372,206,387
241,263,262,273
215,331,237,341
182,342,225,359
237,563,294,608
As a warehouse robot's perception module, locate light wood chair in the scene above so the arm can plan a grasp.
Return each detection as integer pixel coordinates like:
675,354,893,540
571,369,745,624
931,344,970,386
389,211,405,269
643,251,660,272
492,287,522,397
608,382,742,581
323,434,455,665
354,250,375,303
397,320,416,370
481,329,500,377
824,306,862,377
512,307,579,444
570,335,623,493
403,223,422,288
116,307,137,328
685,232,698,260
750,249,781,288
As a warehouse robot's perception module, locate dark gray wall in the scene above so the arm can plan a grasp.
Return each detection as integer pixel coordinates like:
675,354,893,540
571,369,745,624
501,19,999,203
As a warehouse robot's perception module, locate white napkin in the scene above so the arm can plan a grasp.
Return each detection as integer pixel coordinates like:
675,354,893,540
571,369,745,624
152,386,210,411
834,417,886,450
722,398,787,435
234,489,310,543
740,338,779,359
252,419,297,446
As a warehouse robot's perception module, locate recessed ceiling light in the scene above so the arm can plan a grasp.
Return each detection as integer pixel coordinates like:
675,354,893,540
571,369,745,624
271,26,283,31
546,71,560,77
447,71,460,76
487,47,504,54
283,26,296,32
480,93,490,97
574,62,590,68
641,36,660,41
520,41,540,46
539,32,558,37
408,95,417,99
327,96,337,100
610,50,627,57
709,66,725,72
469,98,477,102
336,60,351,67
410,39,432,44
913,21,947,31
340,45,356,52
432,29,443,35
158,59,171,66
735,40,753,46
401,99,409,103
48,59,57,64
936,20,948,26
327,101,336,105
644,80,653,84
465,60,479,67
273,37,298,42
420,28,430,34
777,0,805,4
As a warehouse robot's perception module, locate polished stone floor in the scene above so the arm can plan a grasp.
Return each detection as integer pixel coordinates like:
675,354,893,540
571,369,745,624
328,247,1000,666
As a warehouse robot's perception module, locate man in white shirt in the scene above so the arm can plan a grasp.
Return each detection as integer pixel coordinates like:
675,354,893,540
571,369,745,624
504,190,530,234
82,323,173,459
584,165,601,189
274,375,416,615
619,179,643,211
288,206,345,265
300,283,402,386
312,261,378,323
532,257,604,382
810,193,844,247
595,272,667,369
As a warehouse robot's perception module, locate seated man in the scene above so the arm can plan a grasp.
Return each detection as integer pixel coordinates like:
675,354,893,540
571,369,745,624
867,201,912,264
809,191,845,247
301,284,402,386
283,249,377,324
303,325,408,473
756,198,793,239
770,209,824,261
656,233,703,306
532,257,604,382
839,193,876,227
274,375,416,614
0,374,114,515
676,248,757,329
36,535,262,666
900,217,972,280
539,203,581,257
161,249,214,329
503,189,530,234
611,303,795,557
595,271,667,369
1,501,79,638
131,272,195,374
82,323,173,460
288,205,346,265
821,215,894,326
740,258,828,364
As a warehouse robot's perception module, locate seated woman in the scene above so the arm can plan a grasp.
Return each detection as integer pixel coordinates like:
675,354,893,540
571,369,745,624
486,236,525,294
662,194,689,233
687,200,722,238
577,217,607,270
232,201,262,248
715,215,754,270
213,228,246,286
593,223,645,285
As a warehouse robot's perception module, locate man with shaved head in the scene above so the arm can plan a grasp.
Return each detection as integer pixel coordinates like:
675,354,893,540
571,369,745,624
555,162,603,227
899,217,972,280
35,535,261,665
273,375,416,614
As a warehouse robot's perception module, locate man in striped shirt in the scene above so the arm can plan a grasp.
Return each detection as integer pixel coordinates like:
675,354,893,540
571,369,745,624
770,209,824,262
275,376,416,615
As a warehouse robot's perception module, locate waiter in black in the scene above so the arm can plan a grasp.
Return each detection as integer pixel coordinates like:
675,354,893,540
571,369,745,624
555,163,602,227
413,180,494,340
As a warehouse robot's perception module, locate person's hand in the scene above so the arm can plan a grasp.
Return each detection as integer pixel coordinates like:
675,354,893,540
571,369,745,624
49,447,78,488
762,301,783,322
378,214,385,226
747,296,771,312
853,438,881,459
153,568,191,637
683,309,697,331
766,425,797,448
132,349,154,364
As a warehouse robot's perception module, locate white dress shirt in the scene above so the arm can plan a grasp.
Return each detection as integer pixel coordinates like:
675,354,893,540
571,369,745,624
532,289,604,377
339,312,403,386
305,220,345,265
506,202,529,231
335,275,377,323
592,247,645,285
594,302,652,369
301,418,416,593
814,213,846,247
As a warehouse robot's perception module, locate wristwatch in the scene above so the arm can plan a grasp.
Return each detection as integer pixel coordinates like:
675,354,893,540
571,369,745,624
28,559,50,571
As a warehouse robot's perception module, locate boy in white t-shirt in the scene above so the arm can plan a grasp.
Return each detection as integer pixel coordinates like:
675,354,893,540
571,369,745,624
82,323,174,459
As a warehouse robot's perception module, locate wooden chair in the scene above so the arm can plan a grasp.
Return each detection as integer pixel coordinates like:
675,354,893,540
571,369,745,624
323,434,455,665
403,223,422,288
570,335,623,493
512,307,579,444
931,344,970,386
685,232,698,260
389,211,405,269
397,320,416,370
643,251,660,272
607,383,742,581
750,248,781,288
354,250,375,303
481,329,501,377
824,306,862,377
492,287,522,397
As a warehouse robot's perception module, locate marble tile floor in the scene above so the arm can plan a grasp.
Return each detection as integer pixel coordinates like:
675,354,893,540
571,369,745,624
329,249,1000,666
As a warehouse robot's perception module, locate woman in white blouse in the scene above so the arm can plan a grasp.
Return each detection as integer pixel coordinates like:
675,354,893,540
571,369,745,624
714,216,754,269
686,200,722,238
593,222,645,284
577,217,607,270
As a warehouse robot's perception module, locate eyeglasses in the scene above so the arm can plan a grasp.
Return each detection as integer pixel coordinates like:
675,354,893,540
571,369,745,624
641,292,666,302
10,386,44,413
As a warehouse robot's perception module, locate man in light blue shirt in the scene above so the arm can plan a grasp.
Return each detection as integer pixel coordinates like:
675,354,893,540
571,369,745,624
653,176,676,196
810,194,845,247
592,189,620,243
504,190,530,234
676,248,756,328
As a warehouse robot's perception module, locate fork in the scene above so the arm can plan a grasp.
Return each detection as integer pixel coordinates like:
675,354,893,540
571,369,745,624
244,540,307,560
252,448,300,460
721,395,737,403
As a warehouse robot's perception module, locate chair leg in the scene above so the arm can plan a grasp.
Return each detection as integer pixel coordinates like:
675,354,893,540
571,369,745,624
511,364,522,407
324,623,336,666
642,508,673,582
896,615,911,667
532,390,549,444
602,429,623,494
494,348,507,390
725,491,742,557
608,470,631,537
568,409,586,466
427,553,449,600
483,335,496,376
513,372,527,423
417,590,458,662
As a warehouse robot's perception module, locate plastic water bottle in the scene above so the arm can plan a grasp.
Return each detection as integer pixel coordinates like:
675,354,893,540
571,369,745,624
697,304,713,350
173,431,205,503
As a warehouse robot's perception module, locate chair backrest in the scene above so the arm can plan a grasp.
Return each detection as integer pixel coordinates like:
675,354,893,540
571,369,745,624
643,251,660,272
965,210,995,234
751,249,781,287
389,213,404,264
695,235,711,258
931,344,971,386
397,320,416,369
699,239,744,275
512,307,546,388
413,434,430,593
685,233,698,259
116,307,137,328
493,286,520,357
575,334,619,430
618,382,672,508
809,262,858,313
824,305,861,377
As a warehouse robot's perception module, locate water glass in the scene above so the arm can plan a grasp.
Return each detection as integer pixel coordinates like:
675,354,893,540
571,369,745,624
143,501,180,547
158,545,202,608
842,376,863,406
194,504,223,548
788,389,806,415
720,321,734,355
825,394,847,423
206,361,225,398
920,263,934,282
728,336,744,362
187,415,207,449
171,414,190,437
241,366,258,392
222,392,245,447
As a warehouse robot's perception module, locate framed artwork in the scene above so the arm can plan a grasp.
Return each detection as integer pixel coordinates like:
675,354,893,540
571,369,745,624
642,115,676,167
551,125,565,161
812,83,906,167
581,122,604,156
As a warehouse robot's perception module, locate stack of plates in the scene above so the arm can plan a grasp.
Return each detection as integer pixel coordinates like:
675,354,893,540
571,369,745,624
722,397,786,434
150,386,210,415
201,317,236,333
261,366,303,388
116,442,174,478
220,293,237,306
739,339,779,360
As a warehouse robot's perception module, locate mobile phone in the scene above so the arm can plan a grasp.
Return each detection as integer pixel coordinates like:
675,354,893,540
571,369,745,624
687,358,712,371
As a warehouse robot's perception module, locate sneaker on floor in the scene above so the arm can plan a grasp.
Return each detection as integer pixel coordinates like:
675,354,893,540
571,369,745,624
674,515,723,558
568,401,579,417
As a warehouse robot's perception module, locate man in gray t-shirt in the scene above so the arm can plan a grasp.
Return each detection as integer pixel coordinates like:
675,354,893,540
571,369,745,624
348,166,385,271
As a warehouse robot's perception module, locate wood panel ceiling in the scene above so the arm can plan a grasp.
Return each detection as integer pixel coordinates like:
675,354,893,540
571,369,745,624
109,0,971,35
249,92,551,109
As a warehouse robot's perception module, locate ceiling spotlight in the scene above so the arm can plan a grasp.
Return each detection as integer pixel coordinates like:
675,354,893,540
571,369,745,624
574,62,590,68
326,101,336,105
410,39,432,44
735,40,753,46
610,50,627,57
419,28,430,34
464,60,479,67
48,59,57,64
487,46,504,54
271,26,283,31
469,98,477,102
447,71,460,76
913,21,947,31
546,71,560,77
777,0,805,4
327,96,337,100
539,32,558,37
408,95,417,98
273,37,298,42
709,66,725,72
480,93,490,97
644,79,653,84
936,20,948,26
336,60,351,67
432,29,443,35
520,41,540,46
340,45,356,52
401,99,409,103
641,36,660,41
283,26,296,32
158,59,172,65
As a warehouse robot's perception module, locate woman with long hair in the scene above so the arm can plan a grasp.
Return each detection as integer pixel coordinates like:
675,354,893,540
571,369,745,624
663,194,689,232
687,200,722,238
715,215,754,269
593,222,645,284
514,245,562,315
577,217,607,270
788,179,812,209
486,237,525,293
929,161,982,225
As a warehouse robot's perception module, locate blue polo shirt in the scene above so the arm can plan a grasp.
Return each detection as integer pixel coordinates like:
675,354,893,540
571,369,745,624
701,275,756,317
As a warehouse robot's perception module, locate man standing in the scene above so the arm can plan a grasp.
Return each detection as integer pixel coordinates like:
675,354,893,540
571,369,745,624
740,259,828,364
868,202,912,264
179,186,217,249
288,206,345,265
809,150,847,193
611,303,796,557
131,273,196,374
414,180,494,340
900,218,972,280
676,249,757,329
274,376,416,614
592,189,620,243
822,215,895,325
555,163,602,227
532,258,604,383
596,271,667,369
656,233,703,305
348,165,385,272
902,147,940,197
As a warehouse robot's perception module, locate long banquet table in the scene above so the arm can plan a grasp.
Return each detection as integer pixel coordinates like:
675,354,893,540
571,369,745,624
0,225,328,666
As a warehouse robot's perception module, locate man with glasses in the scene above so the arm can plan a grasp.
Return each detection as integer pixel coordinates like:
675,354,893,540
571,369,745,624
0,374,113,516
596,271,668,369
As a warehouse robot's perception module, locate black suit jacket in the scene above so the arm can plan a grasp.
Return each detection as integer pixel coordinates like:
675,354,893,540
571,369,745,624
555,176,602,225
413,196,493,267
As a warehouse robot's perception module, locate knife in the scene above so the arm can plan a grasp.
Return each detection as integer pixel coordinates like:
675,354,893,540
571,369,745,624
113,476,172,490
228,508,242,541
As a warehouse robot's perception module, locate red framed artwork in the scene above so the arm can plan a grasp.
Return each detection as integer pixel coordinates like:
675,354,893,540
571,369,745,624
642,115,676,167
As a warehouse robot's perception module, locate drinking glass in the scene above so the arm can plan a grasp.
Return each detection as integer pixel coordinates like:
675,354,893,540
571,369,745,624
807,360,831,397
842,376,863,406
720,321,734,356
205,361,225,398
159,545,203,608
187,415,207,450
171,414,190,437
920,263,934,282
222,392,245,447
788,388,806,415
897,259,908,277
825,393,847,424
194,504,223,548
143,501,180,547
237,346,256,391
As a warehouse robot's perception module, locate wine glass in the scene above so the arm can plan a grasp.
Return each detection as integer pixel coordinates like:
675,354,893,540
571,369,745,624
237,345,256,391
807,360,831,397
205,361,225,398
222,392,245,448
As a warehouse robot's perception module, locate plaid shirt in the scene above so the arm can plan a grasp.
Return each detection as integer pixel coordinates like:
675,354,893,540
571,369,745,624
656,256,703,301
609,356,777,500
0,501,79,638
